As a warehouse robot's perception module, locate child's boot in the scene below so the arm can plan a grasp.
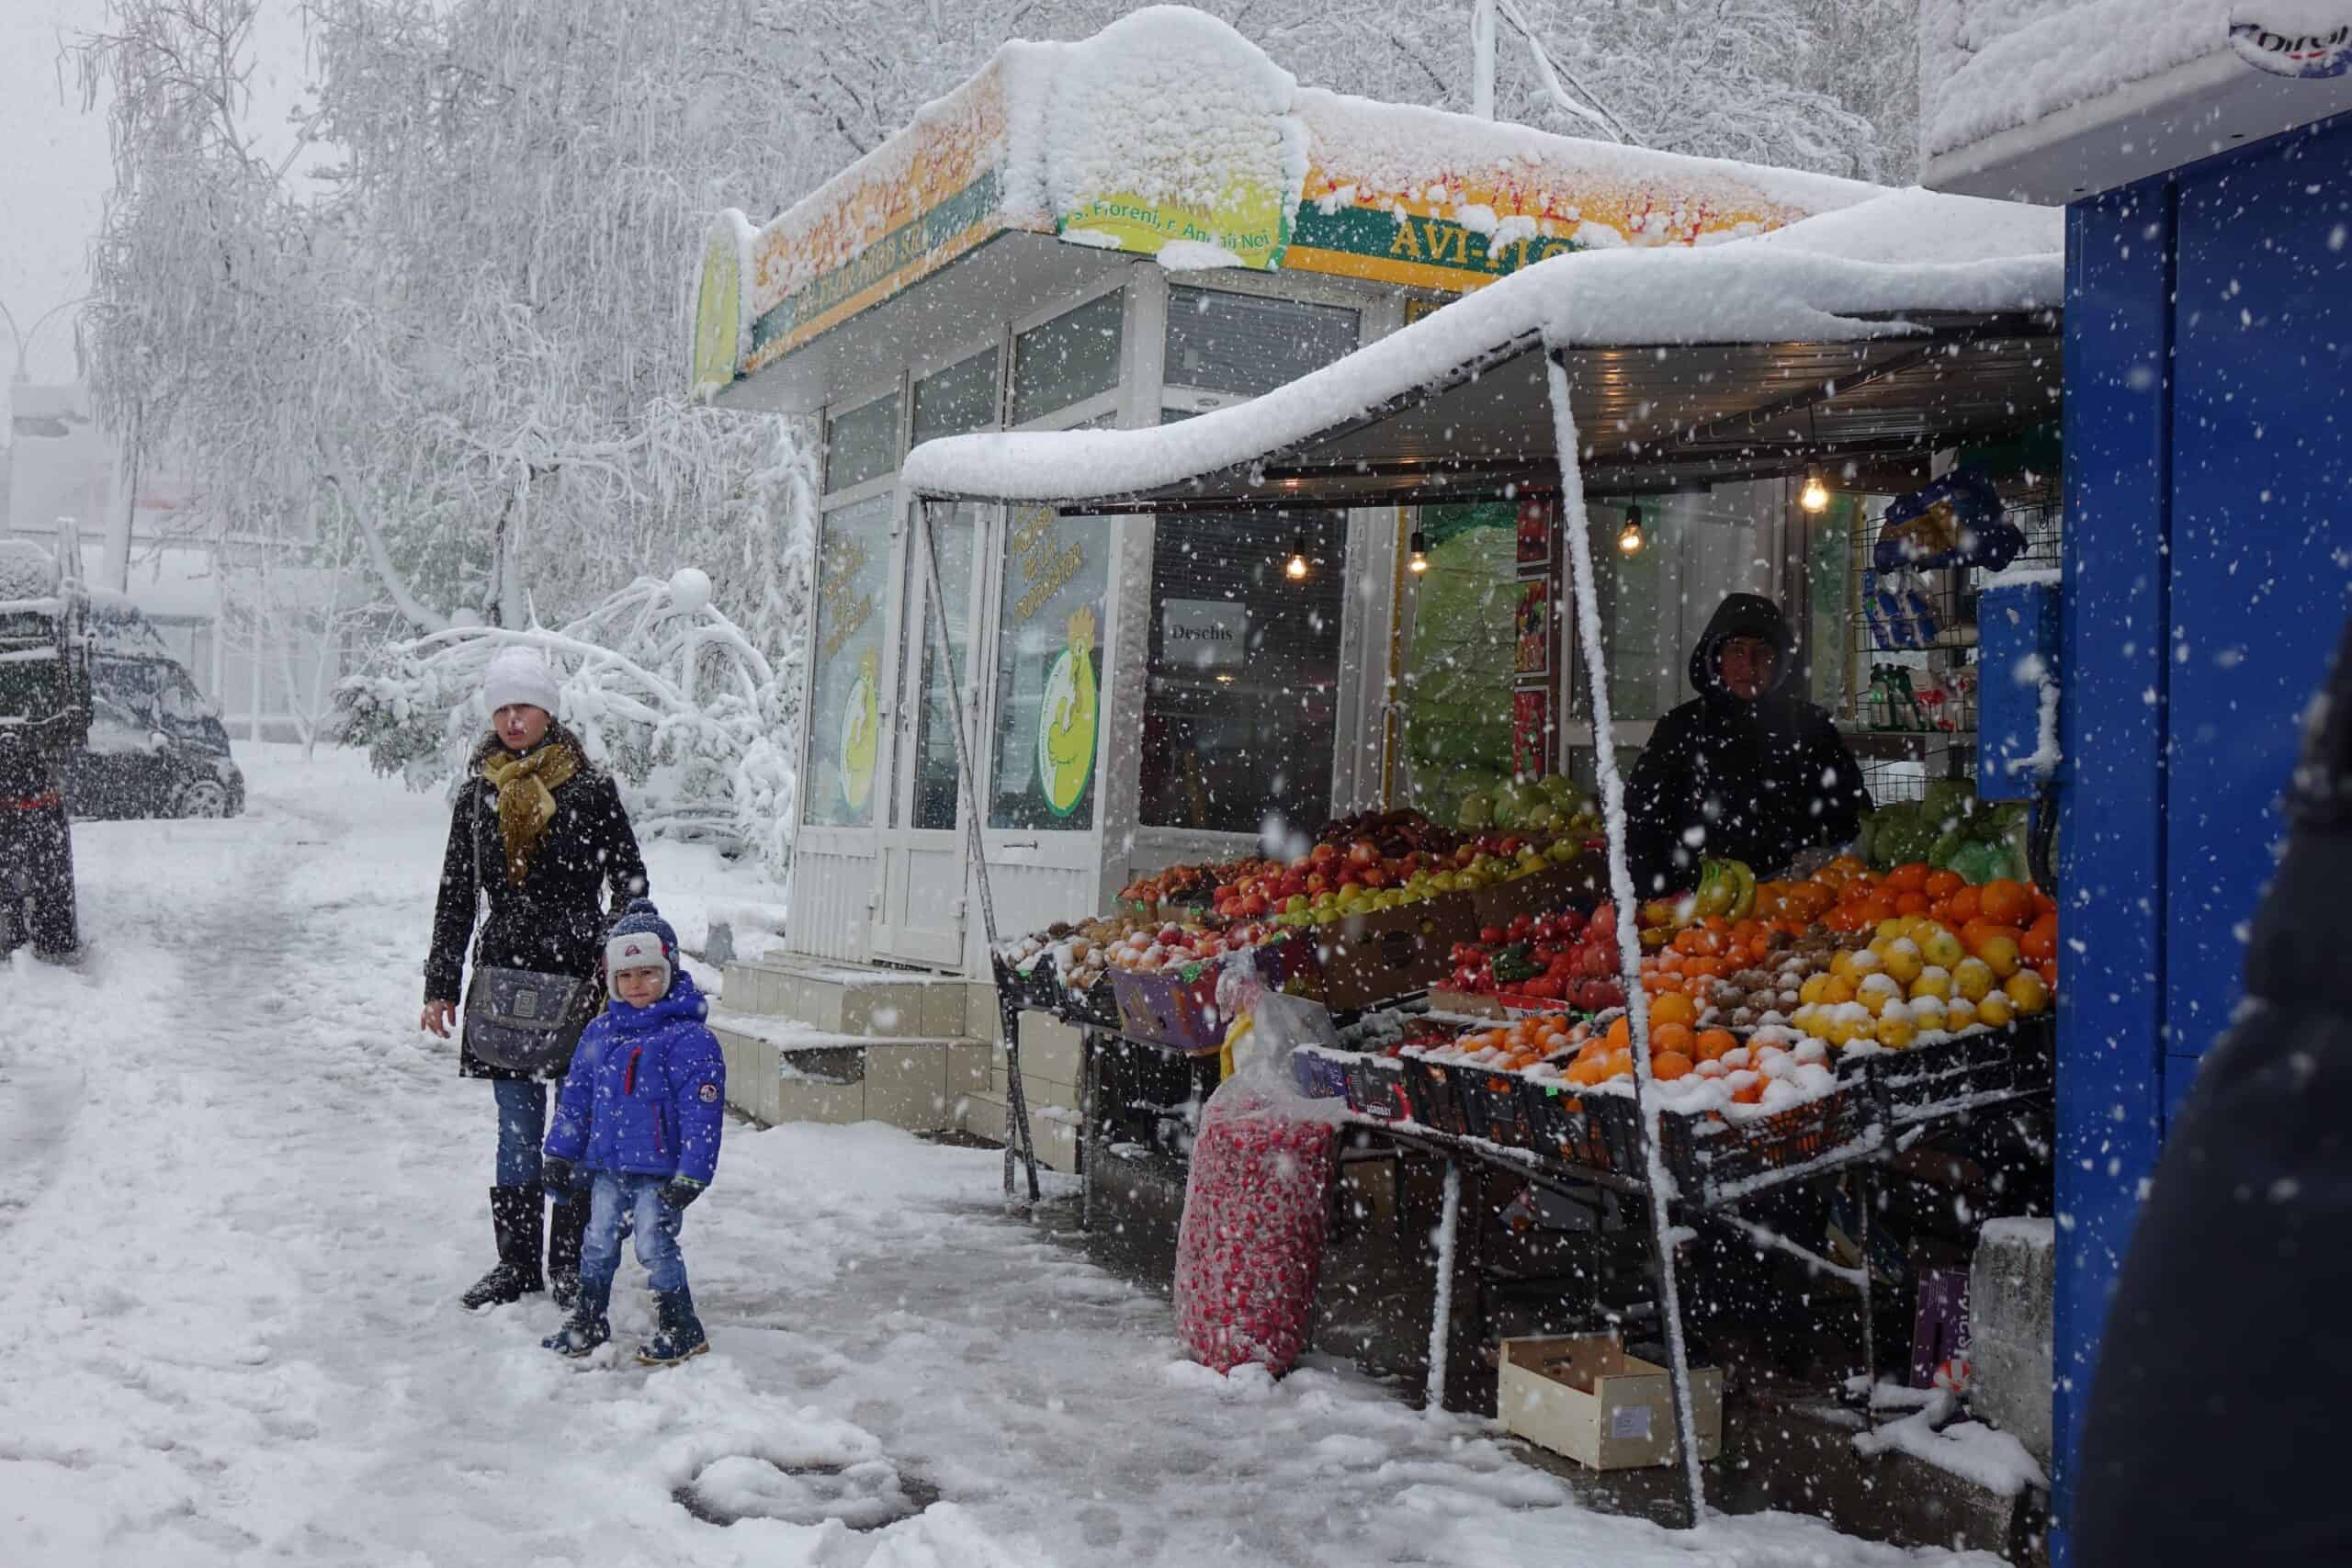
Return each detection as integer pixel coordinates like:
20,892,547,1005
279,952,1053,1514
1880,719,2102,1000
542,1274,611,1358
636,1286,709,1366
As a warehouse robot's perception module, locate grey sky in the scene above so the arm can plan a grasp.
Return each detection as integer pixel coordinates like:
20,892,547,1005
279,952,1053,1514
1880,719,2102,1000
2,0,311,385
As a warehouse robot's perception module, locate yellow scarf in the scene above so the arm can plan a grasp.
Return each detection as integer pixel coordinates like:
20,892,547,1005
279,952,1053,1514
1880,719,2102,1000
481,740,580,885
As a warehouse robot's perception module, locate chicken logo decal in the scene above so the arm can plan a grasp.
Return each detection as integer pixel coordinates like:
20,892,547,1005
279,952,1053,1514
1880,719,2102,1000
840,647,880,814
1035,606,1098,818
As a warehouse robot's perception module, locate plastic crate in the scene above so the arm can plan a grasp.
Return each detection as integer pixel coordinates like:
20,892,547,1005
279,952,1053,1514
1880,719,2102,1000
1667,1083,1879,1210
990,950,1067,1018
1867,1017,2053,1123
1291,1044,1355,1101
1063,974,1122,1032
1522,1081,1645,1174
1401,1052,1474,1135
1461,1066,1538,1150
1346,1052,1414,1121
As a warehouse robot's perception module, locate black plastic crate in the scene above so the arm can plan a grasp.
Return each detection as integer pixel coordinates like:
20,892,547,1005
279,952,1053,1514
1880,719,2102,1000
1346,1052,1413,1121
1667,1082,1879,1210
990,949,1067,1018
1460,1066,1538,1150
1522,1081,1656,1175
1402,1052,1474,1135
1868,1017,2053,1123
1062,974,1122,1032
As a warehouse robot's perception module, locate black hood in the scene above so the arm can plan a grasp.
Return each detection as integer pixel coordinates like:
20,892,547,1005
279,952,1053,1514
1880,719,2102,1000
1688,592,1796,701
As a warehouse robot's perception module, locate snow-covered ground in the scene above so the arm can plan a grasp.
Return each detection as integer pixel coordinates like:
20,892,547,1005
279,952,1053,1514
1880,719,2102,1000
1,745,2008,1567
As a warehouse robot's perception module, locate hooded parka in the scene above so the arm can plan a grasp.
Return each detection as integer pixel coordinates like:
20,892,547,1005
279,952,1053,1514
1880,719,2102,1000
424,726,650,1080
1623,593,1870,897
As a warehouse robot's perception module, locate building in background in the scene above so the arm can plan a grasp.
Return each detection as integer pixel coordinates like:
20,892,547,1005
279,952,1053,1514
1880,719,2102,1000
3,379,363,743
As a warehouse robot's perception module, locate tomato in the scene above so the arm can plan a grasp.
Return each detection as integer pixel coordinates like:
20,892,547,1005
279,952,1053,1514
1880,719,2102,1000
1922,868,1965,900
1522,976,1563,1000
1884,862,1932,894
1942,886,1983,926
1894,892,1933,917
2021,913,2059,964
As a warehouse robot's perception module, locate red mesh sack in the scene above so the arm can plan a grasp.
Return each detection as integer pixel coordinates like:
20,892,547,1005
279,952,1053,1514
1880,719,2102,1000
1173,1089,1339,1375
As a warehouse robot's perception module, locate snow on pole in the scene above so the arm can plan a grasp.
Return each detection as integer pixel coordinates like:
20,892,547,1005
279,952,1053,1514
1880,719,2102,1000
1425,1159,1464,1411
1544,352,1706,1528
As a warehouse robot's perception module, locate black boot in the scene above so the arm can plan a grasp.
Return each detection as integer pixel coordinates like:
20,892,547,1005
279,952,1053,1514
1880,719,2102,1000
637,1285,709,1366
548,1190,590,1310
542,1273,612,1357
460,1186,546,1309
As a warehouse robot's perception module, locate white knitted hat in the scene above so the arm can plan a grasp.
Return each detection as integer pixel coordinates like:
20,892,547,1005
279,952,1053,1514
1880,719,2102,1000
481,646,561,718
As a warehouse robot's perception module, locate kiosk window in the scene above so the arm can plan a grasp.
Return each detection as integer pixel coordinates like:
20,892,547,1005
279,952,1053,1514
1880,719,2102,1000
1138,511,1348,838
1164,287,1358,400
805,495,893,828
825,391,900,494
989,507,1114,830
1011,293,1123,425
914,349,1000,445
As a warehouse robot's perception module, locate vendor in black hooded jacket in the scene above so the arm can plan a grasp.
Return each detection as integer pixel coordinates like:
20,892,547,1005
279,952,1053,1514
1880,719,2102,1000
1623,592,1871,898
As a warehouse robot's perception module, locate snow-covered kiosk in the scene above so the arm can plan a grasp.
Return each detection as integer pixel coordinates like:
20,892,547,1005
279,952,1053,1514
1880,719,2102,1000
1921,3,2352,1557
691,8,1894,981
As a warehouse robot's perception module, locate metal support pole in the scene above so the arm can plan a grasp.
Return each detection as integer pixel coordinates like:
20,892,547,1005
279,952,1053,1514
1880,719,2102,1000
915,495,1038,1201
1859,1166,1880,1434
1426,1159,1464,1410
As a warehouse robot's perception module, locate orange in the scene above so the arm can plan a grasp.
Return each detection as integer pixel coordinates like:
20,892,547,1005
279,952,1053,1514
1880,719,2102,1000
1651,1051,1694,1082
1853,897,1898,926
1884,863,1931,894
1566,1056,1611,1086
2030,885,2059,921
1647,992,1699,1030
1693,1028,1739,1063
1943,886,1983,926
1602,1047,1634,1079
1650,1021,1695,1058
2036,956,2058,988
1894,892,1933,917
1731,1077,1767,1105
1823,906,1869,934
1604,1015,1632,1053
2021,914,2059,964
1922,869,1965,899
1979,879,2033,928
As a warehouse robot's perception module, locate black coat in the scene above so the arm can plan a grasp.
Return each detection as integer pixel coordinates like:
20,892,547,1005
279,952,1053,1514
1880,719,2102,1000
424,732,650,1081
2073,620,2352,1564
1623,593,1870,897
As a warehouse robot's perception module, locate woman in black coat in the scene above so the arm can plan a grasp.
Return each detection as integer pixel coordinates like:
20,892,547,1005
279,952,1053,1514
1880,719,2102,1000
420,647,649,1311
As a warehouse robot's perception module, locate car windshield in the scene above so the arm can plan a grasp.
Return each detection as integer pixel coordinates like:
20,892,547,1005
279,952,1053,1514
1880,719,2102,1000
97,659,221,740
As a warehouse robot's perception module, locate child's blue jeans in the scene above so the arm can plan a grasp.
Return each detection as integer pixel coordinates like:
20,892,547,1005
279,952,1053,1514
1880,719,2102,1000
581,1171,690,1294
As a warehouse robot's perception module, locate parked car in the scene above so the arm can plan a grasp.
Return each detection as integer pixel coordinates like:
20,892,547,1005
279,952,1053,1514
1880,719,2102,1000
56,595,244,820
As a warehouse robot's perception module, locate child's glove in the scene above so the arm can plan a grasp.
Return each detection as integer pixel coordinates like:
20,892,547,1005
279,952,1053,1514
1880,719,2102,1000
542,1156,577,1191
662,1177,706,1211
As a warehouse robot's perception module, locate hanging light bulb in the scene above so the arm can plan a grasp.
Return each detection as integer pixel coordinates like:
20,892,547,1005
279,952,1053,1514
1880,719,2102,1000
1407,528,1430,574
1800,470,1831,513
1616,503,1645,558
1284,533,1310,581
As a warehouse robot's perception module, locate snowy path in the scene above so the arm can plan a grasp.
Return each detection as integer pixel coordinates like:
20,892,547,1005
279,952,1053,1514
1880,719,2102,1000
1,748,2007,1568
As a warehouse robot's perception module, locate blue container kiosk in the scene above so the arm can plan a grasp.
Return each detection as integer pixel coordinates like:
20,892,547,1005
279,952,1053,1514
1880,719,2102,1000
1921,5,2352,1557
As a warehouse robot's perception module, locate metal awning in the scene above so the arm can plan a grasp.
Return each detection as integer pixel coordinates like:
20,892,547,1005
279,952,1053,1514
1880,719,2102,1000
963,309,2059,514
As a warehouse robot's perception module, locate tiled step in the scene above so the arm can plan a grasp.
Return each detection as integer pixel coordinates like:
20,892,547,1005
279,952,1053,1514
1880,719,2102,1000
712,1008,991,1133
719,955,997,1040
956,1088,1080,1172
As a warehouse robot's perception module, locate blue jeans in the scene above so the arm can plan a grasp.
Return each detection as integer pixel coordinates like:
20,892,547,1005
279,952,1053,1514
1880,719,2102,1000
582,1171,690,1294
492,1078,548,1188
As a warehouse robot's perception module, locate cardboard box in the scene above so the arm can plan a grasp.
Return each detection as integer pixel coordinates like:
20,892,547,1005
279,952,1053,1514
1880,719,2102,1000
1469,860,1600,929
1108,939,1322,1054
1497,1334,1724,1471
1307,894,1479,1010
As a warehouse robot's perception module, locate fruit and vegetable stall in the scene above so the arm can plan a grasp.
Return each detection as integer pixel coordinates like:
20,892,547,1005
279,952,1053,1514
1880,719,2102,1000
990,777,2056,1447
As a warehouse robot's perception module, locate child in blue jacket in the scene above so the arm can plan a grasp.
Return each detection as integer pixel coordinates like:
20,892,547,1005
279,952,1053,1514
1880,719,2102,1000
540,898,725,1364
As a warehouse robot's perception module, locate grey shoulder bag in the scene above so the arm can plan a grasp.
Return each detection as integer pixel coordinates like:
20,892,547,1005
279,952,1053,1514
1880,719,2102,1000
459,782,600,1077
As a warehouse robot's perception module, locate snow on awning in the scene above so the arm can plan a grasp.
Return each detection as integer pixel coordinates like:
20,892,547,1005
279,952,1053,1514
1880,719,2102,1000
899,187,2064,510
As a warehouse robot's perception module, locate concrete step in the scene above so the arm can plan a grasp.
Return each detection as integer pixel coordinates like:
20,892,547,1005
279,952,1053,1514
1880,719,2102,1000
718,954,997,1040
714,1014,991,1133
956,1088,1080,1172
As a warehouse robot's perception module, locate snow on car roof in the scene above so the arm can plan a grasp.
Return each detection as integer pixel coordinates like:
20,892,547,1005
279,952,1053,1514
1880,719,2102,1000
899,186,2063,505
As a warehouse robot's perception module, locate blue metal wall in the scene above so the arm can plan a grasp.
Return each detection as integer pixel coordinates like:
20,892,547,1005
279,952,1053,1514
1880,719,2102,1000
2053,112,2352,1564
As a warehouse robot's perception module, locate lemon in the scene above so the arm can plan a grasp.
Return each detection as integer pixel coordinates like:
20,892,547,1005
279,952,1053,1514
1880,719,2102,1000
1973,934,2023,979
1919,926,1964,969
1910,966,1952,1002
1944,997,1977,1031
1874,1013,1917,1049
2003,970,2051,1016
1879,940,1923,987
1820,975,1857,1008
1857,973,1903,1015
1875,918,1909,942
1909,996,1949,1033
1800,973,1833,1007
1951,958,1995,1002
1975,992,2015,1029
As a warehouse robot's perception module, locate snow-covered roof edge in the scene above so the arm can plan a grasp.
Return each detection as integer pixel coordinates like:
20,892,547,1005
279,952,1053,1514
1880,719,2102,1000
1921,0,2352,202
899,188,2062,504
693,6,1891,398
